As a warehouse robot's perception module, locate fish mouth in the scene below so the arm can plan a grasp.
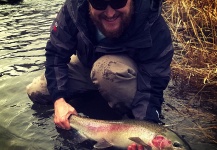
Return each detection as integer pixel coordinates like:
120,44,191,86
171,141,191,150
164,128,192,150
171,134,192,150
174,135,192,150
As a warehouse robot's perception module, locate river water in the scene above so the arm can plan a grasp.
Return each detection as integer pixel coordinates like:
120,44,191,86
0,0,217,150
0,0,65,149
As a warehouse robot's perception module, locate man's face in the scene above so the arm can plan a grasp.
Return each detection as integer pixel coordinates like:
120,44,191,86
89,0,133,39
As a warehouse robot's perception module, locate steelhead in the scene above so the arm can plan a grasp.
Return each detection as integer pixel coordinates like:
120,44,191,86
69,115,191,150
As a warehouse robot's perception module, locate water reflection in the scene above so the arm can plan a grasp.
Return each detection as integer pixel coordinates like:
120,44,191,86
0,71,54,149
0,125,31,150
0,1,63,149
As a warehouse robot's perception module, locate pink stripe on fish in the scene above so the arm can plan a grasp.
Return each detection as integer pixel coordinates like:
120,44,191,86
86,123,132,132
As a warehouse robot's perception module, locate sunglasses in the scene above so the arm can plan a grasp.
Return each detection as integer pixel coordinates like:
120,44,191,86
89,0,128,10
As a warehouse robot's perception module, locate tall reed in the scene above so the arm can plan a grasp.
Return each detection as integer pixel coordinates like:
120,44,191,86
162,0,217,95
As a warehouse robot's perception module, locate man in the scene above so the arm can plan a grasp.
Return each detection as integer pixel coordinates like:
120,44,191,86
27,0,173,149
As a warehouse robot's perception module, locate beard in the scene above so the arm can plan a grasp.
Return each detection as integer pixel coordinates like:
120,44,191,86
89,3,134,39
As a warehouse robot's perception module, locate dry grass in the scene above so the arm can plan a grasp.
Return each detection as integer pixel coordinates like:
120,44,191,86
162,0,217,95
162,1,217,146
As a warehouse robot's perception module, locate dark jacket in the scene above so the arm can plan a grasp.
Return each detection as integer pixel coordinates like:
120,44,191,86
45,0,174,122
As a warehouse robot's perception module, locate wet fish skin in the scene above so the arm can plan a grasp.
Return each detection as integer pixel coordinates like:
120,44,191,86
69,115,191,150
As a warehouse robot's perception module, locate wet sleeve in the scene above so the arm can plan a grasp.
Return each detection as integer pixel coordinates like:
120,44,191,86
131,44,173,123
131,43,174,123
130,14,174,123
45,4,78,102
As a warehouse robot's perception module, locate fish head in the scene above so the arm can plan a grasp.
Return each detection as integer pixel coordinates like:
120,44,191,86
151,129,192,150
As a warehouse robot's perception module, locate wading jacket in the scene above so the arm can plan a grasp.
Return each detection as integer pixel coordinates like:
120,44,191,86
45,0,174,122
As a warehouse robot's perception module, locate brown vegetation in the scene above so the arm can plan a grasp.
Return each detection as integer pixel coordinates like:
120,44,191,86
162,1,217,146
162,0,217,96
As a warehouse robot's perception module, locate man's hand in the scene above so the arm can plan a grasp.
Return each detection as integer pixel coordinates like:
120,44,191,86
128,143,144,150
54,98,77,130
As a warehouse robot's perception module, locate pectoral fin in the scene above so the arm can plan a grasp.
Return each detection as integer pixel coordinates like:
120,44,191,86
129,137,152,150
71,130,89,143
93,139,112,149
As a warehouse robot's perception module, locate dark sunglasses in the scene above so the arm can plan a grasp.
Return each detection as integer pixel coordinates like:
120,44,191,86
89,0,128,10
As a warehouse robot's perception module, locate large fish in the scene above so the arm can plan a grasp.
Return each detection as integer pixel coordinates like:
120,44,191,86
69,115,191,150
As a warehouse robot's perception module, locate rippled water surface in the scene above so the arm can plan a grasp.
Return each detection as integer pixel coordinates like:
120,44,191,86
0,0,64,149
0,0,217,150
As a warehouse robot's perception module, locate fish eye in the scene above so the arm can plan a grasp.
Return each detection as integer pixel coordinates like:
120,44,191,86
173,141,181,147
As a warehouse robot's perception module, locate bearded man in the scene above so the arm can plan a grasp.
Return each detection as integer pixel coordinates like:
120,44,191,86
26,0,174,149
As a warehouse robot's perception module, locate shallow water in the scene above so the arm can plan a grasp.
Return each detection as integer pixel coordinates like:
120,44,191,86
0,0,217,150
0,0,63,149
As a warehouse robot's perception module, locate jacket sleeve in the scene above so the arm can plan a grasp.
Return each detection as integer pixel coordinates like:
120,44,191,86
131,44,174,123
45,4,78,102
131,15,174,123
